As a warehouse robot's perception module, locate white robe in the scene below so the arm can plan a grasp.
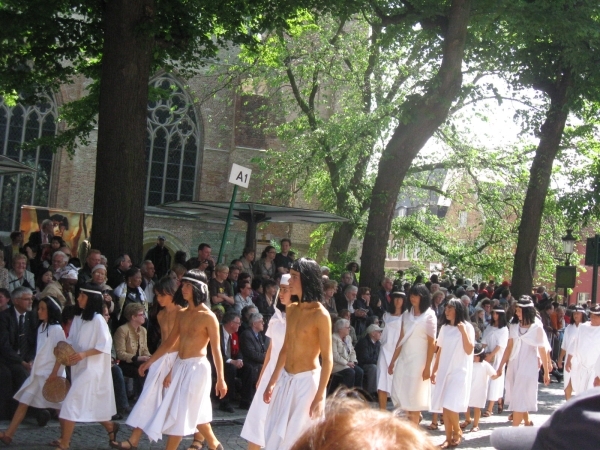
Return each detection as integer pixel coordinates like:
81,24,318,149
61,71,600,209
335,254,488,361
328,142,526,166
145,356,212,442
264,368,322,450
13,324,66,409
60,314,116,421
570,323,600,395
504,322,545,412
241,308,286,447
431,323,475,413
561,323,581,389
482,325,509,400
126,351,178,430
391,308,437,411
376,313,402,394
468,361,496,408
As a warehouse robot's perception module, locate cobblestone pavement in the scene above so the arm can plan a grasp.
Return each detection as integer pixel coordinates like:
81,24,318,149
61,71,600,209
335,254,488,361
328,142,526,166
0,382,565,449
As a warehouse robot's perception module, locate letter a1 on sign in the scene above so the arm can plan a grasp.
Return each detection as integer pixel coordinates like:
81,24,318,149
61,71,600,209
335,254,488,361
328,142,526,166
228,163,252,189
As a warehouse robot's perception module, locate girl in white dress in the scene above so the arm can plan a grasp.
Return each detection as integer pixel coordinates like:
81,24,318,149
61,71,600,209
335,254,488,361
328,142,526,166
461,344,496,433
482,308,509,416
241,273,292,449
495,296,550,427
566,304,600,395
49,284,119,450
431,298,475,448
557,305,586,399
376,292,406,410
388,284,436,425
0,297,65,446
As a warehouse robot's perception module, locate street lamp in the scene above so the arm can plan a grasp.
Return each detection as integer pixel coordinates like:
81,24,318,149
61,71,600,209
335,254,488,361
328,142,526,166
562,229,577,266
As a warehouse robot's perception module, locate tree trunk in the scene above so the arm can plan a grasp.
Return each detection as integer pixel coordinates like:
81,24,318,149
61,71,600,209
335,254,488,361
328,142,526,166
92,0,155,265
510,72,572,298
327,221,357,263
359,0,471,290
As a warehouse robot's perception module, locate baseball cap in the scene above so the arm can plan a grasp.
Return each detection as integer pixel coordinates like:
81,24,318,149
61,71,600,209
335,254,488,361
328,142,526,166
365,324,383,334
157,235,166,241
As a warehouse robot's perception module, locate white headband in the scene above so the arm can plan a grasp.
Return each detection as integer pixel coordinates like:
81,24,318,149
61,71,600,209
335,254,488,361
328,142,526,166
80,288,102,296
493,309,506,313
181,277,209,296
517,301,535,308
46,296,62,312
589,309,600,315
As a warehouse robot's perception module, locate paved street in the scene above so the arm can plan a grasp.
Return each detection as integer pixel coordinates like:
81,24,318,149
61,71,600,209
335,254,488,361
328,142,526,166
0,382,565,449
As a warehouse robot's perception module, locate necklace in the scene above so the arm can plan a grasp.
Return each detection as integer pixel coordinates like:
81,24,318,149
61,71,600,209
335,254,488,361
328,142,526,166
518,324,530,336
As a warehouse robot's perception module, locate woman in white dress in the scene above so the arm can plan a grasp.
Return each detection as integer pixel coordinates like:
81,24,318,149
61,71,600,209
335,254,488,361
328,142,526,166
241,273,292,449
566,304,600,396
557,305,586,400
431,298,475,448
388,284,436,424
482,308,509,416
377,292,406,410
49,284,119,450
0,296,65,445
495,296,550,427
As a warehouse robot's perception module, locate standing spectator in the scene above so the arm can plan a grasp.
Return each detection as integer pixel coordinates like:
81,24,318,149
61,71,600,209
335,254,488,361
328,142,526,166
25,219,54,273
239,313,270,409
482,308,509,416
254,246,276,280
274,238,293,274
7,254,35,293
140,260,155,304
352,287,374,338
173,250,186,267
377,291,406,409
239,247,255,276
388,284,437,425
209,264,234,310
377,277,394,314
212,311,244,413
321,280,338,316
355,324,382,398
0,287,39,421
331,318,363,390
144,236,171,279
431,290,446,321
345,262,360,286
431,298,475,448
107,254,132,290
234,280,254,315
184,243,214,279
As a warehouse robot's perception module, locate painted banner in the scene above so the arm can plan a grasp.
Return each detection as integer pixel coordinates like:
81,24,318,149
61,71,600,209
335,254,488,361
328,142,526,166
20,205,92,260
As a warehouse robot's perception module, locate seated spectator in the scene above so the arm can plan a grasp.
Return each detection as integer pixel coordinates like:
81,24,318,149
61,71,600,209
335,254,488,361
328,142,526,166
211,304,225,323
209,264,234,310
254,246,277,280
140,260,155,305
250,277,263,304
101,303,130,419
75,249,102,295
51,251,69,280
230,259,244,272
35,268,53,299
173,250,187,267
321,280,338,316
7,254,35,294
228,265,240,293
345,261,360,286
290,391,436,450
3,231,25,269
274,238,293,274
239,313,270,409
0,288,10,312
234,280,254,315
359,315,380,340
331,318,363,391
353,287,374,338
239,247,255,276
113,303,151,399
377,277,394,316
338,309,357,345
335,272,354,302
58,269,78,305
107,253,133,290
254,279,277,321
355,324,382,398
167,263,186,286
335,284,358,317
114,267,147,328
240,305,259,334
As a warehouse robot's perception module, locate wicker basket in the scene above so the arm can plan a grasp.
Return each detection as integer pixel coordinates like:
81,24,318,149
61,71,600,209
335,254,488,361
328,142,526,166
54,341,77,366
42,377,71,403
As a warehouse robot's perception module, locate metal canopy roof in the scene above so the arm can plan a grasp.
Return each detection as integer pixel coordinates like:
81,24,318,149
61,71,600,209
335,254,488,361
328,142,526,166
0,155,37,176
158,201,348,224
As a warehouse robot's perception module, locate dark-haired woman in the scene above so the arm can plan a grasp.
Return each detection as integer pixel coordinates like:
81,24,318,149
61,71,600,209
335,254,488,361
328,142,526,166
49,285,118,450
388,284,437,424
0,297,65,445
482,308,509,416
557,305,586,400
346,261,359,287
431,299,475,448
240,247,255,276
495,296,550,427
377,292,405,410
254,246,276,280
241,274,292,450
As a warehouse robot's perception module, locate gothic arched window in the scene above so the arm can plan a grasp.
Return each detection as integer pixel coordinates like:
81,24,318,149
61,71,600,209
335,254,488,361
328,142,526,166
146,75,201,207
0,96,56,231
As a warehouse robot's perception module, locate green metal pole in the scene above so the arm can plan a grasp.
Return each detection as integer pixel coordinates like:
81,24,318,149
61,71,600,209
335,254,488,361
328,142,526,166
218,184,238,264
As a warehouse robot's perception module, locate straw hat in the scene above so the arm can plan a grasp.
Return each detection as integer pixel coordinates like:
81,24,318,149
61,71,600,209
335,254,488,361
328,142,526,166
43,377,71,403
54,341,78,366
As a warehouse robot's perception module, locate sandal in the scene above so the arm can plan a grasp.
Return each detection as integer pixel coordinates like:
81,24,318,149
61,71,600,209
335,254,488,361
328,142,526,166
110,439,137,450
439,441,452,449
52,441,69,450
451,436,462,447
49,440,62,446
470,426,480,433
107,422,120,443
459,421,471,429
427,422,439,430
497,398,504,414
482,410,493,417
187,440,206,450
0,432,12,446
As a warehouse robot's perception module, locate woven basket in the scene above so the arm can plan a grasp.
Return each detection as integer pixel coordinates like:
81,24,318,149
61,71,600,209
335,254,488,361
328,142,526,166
42,377,71,403
54,341,77,366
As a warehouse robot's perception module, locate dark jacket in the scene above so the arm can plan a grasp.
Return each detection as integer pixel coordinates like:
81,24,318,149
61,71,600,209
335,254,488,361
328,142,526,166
377,289,393,314
0,306,38,364
107,267,126,291
239,328,270,369
355,335,380,366
144,245,171,279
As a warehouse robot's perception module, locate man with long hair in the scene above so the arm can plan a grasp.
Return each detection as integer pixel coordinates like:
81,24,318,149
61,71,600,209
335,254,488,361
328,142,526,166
263,258,333,450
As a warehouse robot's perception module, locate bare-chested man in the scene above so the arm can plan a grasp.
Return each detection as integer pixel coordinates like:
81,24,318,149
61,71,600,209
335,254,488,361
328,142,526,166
263,258,332,450
139,270,227,450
